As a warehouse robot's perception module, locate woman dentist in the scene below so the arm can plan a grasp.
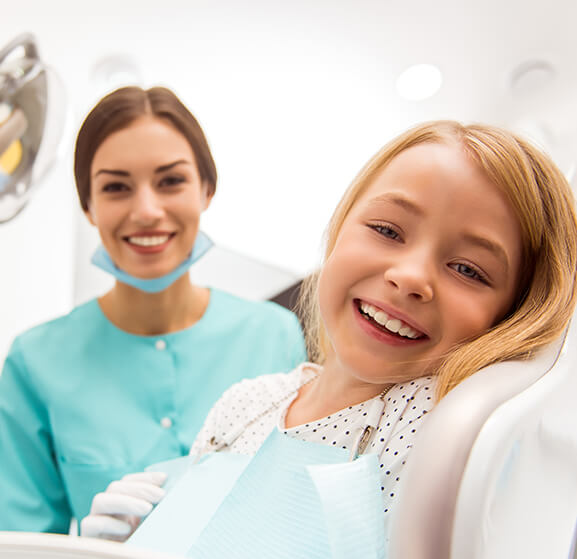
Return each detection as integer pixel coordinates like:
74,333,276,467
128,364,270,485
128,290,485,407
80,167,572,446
0,86,306,534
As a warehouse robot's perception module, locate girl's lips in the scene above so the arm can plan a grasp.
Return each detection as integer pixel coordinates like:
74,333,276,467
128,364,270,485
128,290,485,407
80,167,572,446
353,301,428,347
353,299,429,347
355,298,428,338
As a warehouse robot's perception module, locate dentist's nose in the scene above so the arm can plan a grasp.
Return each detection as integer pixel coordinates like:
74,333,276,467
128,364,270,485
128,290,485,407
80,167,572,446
130,186,164,225
383,255,434,302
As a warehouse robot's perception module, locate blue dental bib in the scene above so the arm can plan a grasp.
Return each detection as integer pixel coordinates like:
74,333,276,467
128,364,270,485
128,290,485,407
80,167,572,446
128,429,386,559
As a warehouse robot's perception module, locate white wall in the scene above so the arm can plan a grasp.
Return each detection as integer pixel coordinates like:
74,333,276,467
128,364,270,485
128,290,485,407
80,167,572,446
0,163,75,363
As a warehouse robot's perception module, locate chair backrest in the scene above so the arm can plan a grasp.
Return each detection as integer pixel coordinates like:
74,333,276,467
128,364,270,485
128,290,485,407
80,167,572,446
0,532,183,559
389,320,577,559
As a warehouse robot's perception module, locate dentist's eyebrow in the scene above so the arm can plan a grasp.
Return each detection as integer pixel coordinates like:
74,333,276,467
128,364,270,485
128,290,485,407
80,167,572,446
92,169,129,178
367,193,425,216
154,159,193,173
92,159,193,178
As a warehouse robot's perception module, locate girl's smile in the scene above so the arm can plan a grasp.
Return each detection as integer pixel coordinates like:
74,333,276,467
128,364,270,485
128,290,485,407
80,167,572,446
318,141,523,387
354,299,428,343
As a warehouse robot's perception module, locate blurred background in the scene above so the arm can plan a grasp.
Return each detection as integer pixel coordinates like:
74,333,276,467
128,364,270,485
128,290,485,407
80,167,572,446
1,0,576,363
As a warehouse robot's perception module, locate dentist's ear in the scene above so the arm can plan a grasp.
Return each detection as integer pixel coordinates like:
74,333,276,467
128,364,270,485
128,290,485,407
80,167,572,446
85,203,97,226
202,183,214,211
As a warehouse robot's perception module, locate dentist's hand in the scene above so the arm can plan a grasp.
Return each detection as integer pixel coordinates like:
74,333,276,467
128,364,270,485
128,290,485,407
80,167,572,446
80,471,167,541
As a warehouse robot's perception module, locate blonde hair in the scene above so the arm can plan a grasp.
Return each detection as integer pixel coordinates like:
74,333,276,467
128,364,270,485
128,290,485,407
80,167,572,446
298,120,577,400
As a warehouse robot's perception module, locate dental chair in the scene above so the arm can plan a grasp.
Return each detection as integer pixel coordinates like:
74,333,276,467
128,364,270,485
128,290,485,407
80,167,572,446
389,318,577,559
0,532,183,559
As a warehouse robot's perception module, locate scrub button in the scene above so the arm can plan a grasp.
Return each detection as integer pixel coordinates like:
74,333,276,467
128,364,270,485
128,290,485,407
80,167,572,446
160,417,173,429
155,339,166,351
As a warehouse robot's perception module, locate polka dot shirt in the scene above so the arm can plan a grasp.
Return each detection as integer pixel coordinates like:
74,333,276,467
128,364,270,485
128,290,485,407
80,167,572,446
190,362,436,518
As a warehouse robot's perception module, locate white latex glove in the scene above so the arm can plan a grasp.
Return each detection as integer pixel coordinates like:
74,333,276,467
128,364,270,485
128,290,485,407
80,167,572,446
80,471,167,541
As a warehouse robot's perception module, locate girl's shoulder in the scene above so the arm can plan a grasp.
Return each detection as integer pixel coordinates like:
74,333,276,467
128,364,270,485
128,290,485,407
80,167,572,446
213,368,435,426
375,374,437,440
386,375,436,407
190,364,310,454
215,363,311,410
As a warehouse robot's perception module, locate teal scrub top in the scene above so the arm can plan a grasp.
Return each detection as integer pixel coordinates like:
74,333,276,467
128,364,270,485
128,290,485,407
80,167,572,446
0,288,306,533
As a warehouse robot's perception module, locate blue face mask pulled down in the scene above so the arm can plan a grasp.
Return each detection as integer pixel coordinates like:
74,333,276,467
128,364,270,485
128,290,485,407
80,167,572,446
90,230,213,293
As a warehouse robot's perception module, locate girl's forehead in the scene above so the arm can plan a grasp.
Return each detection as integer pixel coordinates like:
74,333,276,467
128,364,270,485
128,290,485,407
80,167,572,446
354,143,488,207
345,143,523,249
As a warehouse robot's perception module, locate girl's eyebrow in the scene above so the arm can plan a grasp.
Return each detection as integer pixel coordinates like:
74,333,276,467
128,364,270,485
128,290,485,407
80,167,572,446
461,233,510,273
367,192,511,272
367,192,424,216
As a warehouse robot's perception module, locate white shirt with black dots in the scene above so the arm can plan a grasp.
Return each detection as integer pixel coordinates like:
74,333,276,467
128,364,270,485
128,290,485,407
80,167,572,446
190,362,436,518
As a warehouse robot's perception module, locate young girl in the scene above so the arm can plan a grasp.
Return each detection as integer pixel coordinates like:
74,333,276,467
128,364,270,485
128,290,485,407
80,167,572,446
82,120,577,553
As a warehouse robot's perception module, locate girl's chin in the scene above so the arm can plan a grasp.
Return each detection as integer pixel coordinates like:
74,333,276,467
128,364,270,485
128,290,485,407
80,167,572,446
340,356,434,385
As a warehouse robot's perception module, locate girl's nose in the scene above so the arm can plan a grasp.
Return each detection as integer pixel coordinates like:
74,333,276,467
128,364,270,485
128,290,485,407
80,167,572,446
383,256,434,302
130,186,164,225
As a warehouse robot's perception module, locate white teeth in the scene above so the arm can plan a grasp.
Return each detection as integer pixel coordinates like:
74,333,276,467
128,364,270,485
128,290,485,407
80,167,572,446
373,311,388,325
128,235,170,247
361,303,377,318
399,326,419,339
359,302,421,339
398,326,411,337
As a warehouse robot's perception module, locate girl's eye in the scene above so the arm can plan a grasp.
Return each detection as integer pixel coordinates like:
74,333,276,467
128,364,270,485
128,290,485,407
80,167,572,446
159,175,186,187
370,224,401,241
450,263,488,284
102,182,128,193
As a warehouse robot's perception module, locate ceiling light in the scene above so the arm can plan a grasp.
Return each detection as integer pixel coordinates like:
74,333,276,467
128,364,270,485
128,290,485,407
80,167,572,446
396,63,443,101
510,60,555,97
91,55,142,91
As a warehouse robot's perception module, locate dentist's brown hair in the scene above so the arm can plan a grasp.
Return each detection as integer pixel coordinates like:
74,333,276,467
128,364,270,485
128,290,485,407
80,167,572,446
74,86,217,212
298,120,577,400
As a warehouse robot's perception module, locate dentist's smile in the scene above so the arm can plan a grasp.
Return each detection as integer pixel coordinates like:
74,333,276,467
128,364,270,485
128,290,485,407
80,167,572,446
123,231,176,254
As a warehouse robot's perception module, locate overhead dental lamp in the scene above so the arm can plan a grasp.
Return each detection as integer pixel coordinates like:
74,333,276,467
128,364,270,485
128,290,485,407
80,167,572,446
0,33,66,223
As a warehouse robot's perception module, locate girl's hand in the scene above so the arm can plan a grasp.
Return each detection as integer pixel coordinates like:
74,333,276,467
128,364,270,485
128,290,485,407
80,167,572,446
80,471,167,541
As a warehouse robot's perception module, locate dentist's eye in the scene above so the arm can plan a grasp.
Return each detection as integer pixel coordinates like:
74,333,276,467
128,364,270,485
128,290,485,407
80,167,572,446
450,263,488,284
159,175,186,187
370,224,401,241
102,182,128,193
